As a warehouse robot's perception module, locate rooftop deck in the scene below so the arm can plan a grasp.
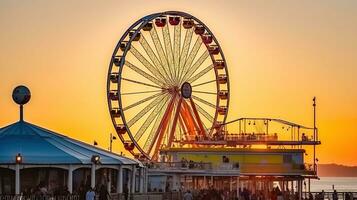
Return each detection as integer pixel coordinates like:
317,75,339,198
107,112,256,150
178,133,320,146
147,161,315,176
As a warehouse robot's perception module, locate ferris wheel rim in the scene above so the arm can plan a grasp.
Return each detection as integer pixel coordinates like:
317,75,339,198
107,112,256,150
107,11,230,160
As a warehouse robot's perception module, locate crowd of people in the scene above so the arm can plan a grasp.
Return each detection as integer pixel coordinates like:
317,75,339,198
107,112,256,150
182,187,355,200
20,182,119,200
21,181,70,196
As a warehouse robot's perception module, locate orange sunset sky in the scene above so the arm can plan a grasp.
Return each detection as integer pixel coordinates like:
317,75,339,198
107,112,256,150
0,0,356,165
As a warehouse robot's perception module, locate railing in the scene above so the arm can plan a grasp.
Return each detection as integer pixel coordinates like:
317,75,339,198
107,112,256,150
111,193,166,200
147,161,316,175
180,132,318,146
0,195,79,200
146,161,212,170
225,133,279,142
303,192,357,200
0,194,171,200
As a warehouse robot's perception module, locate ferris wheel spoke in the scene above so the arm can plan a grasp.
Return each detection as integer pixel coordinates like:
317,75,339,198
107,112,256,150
129,46,168,85
178,37,202,83
143,100,168,152
121,90,163,95
181,50,210,83
167,97,183,147
173,24,181,84
193,100,214,122
147,95,177,156
192,90,216,95
125,61,163,86
162,24,175,83
149,27,173,82
127,94,167,127
121,77,163,89
134,95,169,141
191,79,216,88
188,64,214,83
122,92,164,111
192,95,216,108
179,28,194,70
138,35,173,85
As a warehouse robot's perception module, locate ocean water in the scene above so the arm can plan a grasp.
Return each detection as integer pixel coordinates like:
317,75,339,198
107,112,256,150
310,177,357,192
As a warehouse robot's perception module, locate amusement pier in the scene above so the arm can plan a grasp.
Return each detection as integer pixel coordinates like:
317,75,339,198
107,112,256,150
1,11,352,200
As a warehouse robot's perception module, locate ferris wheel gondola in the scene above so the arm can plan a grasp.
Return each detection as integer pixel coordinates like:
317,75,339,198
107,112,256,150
107,11,230,160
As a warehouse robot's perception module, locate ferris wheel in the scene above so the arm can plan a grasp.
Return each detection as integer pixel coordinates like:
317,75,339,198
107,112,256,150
107,11,230,160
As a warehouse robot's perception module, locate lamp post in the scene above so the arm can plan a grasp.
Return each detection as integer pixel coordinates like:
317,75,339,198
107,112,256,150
109,133,117,152
91,155,100,189
15,153,22,195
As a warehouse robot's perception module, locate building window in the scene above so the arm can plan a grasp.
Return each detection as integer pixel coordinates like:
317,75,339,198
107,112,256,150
222,156,230,163
283,155,292,163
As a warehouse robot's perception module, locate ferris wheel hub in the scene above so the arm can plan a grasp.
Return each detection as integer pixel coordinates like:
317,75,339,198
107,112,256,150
181,82,192,99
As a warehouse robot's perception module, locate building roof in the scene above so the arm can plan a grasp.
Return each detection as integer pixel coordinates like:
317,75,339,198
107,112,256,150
0,120,141,165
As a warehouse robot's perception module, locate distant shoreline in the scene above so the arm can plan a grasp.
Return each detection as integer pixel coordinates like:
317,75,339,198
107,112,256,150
318,164,357,177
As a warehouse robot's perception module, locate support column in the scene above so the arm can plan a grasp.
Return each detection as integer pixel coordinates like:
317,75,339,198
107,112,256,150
291,181,294,193
172,174,180,191
15,164,20,195
91,163,96,189
139,168,144,193
236,177,240,198
144,167,148,193
203,176,206,189
210,176,213,187
298,180,302,200
107,169,112,193
67,165,73,193
116,166,123,193
131,166,136,193
230,176,233,192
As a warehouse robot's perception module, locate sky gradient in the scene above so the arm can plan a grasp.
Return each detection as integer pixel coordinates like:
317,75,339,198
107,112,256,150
1,0,356,165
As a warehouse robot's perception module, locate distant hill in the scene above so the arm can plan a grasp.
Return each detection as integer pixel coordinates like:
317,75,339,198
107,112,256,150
318,164,357,177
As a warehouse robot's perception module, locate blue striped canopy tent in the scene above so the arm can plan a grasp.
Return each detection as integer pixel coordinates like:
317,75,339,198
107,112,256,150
0,121,140,165
0,120,146,195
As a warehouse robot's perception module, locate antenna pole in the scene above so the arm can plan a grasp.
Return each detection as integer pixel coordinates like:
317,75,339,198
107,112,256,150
313,97,317,174
313,97,316,140
20,105,24,122
110,133,113,152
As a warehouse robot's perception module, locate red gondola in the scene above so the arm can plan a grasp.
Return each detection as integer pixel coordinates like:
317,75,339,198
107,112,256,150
214,60,225,69
183,18,194,29
109,91,119,100
208,45,220,55
194,24,205,35
201,34,213,44
124,142,135,151
143,22,153,31
111,108,121,118
129,31,141,41
120,42,131,51
218,90,229,99
110,73,119,83
116,125,127,134
217,74,228,84
155,17,167,27
113,56,123,66
218,106,228,115
169,16,180,25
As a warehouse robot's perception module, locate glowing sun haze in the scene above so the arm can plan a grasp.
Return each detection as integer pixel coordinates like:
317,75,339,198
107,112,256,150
0,0,356,165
